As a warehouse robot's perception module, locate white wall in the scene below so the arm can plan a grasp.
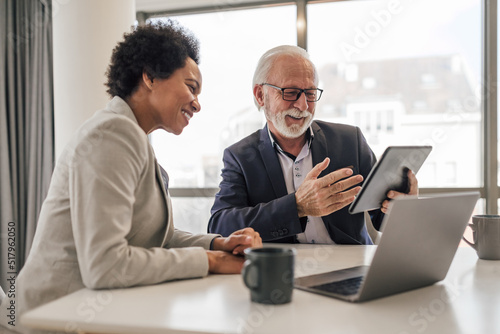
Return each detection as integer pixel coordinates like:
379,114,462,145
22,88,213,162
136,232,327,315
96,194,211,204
53,0,136,158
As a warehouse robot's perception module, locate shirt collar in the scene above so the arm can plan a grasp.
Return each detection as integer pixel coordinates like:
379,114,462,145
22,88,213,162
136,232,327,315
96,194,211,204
267,125,314,162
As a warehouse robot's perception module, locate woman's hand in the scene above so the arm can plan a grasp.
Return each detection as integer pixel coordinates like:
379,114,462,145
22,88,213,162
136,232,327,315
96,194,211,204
206,250,246,274
211,227,262,255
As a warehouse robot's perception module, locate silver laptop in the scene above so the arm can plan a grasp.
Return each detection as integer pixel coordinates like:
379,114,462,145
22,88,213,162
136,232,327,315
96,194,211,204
294,192,479,302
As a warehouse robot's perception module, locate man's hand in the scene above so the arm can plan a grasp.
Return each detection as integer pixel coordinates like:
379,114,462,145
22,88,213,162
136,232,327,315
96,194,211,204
381,169,419,213
212,227,262,255
295,158,363,217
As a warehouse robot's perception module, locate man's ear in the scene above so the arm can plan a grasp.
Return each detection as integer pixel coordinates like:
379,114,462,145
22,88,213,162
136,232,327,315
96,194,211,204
253,84,265,107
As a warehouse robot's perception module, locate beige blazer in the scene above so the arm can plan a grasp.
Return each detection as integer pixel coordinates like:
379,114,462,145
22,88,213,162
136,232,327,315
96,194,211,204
9,97,218,334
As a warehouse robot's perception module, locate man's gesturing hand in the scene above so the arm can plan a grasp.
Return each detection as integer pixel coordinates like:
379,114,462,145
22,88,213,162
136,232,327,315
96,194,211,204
295,158,363,217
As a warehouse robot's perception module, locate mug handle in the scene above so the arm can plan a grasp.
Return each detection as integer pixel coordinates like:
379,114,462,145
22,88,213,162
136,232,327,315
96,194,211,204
462,223,477,250
242,259,259,289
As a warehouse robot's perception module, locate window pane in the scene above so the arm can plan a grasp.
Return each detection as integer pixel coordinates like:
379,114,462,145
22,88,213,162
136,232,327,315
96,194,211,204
170,197,213,234
150,6,296,189
308,0,481,188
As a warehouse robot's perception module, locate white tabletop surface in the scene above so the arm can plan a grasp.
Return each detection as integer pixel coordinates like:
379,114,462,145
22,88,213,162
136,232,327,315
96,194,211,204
21,245,500,334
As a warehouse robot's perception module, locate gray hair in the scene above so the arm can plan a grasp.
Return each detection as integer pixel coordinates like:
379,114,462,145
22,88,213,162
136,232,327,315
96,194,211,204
252,45,318,110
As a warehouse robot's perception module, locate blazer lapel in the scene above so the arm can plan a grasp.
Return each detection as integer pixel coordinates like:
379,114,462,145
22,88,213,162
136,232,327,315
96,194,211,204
310,122,333,178
155,159,169,198
258,125,288,198
154,159,174,247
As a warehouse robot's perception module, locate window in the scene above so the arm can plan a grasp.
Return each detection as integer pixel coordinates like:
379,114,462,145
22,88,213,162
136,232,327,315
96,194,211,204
138,0,494,233
308,0,481,189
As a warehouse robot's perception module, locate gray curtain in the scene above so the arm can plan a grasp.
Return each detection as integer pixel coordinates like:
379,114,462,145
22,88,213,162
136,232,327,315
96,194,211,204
0,0,54,290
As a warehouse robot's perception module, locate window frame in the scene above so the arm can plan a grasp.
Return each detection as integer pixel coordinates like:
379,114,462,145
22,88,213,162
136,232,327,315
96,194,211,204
137,0,498,214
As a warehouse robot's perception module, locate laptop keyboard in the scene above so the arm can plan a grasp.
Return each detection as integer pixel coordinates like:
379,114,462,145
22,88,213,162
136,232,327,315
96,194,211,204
311,276,364,296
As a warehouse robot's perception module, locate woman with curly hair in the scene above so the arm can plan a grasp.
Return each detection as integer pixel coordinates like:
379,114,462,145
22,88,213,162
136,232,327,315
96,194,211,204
12,20,261,334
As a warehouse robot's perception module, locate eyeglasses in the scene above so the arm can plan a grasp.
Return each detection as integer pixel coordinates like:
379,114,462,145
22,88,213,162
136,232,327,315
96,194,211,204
262,83,323,102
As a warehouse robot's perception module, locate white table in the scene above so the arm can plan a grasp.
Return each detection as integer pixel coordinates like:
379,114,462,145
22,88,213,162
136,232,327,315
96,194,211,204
21,245,500,334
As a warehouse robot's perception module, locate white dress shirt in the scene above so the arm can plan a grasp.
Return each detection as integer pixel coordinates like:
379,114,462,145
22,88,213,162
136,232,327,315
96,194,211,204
268,128,335,244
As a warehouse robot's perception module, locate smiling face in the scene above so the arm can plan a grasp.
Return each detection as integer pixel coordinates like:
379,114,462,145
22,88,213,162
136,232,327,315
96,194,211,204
256,54,316,141
147,57,202,135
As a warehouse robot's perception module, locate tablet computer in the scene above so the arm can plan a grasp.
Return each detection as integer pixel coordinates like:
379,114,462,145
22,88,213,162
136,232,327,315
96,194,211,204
348,145,432,214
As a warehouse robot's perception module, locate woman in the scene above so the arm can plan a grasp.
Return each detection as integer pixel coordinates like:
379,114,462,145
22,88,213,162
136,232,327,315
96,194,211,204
13,20,261,333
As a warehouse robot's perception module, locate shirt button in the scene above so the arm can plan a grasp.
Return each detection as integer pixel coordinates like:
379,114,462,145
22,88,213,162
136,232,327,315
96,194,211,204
312,239,316,244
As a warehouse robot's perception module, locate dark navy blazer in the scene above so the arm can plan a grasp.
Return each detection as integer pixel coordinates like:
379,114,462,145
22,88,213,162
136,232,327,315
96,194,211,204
208,120,384,244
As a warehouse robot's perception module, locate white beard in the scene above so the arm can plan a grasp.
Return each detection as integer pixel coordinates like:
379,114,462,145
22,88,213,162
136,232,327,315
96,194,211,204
264,107,313,139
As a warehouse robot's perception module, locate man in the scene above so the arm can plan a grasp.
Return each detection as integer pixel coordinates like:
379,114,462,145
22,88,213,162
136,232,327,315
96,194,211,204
207,45,417,244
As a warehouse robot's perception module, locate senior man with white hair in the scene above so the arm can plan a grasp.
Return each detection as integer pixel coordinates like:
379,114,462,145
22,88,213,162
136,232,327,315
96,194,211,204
208,45,418,244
